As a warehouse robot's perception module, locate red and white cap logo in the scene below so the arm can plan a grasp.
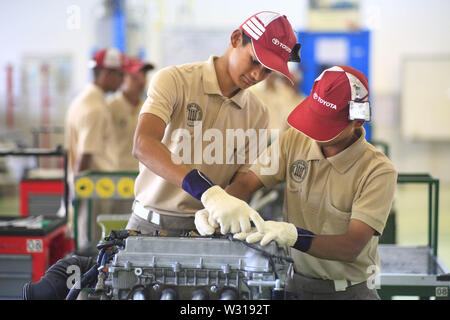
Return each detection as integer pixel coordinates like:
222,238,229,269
240,11,297,83
287,65,370,142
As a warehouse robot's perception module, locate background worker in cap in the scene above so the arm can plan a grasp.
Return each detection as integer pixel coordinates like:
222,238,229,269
127,11,301,236
250,65,305,141
107,57,154,172
105,57,154,217
196,66,398,300
65,47,127,249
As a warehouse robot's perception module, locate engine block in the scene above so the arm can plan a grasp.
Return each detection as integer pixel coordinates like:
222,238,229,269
92,235,293,300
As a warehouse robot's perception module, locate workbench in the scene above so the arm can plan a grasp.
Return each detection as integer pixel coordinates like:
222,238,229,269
378,173,450,299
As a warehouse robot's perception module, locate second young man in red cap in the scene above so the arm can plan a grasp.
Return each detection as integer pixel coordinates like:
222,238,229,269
196,65,397,300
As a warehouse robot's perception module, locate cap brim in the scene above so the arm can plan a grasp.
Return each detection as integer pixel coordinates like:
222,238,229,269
140,63,154,72
287,96,350,142
125,63,154,75
251,39,293,85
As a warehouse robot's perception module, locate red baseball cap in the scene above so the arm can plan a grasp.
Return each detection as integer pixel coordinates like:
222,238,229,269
287,66,370,142
89,48,128,71
240,11,297,84
124,57,154,75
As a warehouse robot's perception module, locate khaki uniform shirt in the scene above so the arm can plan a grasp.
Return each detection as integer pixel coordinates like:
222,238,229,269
134,55,269,217
107,92,143,171
250,127,397,282
65,83,115,186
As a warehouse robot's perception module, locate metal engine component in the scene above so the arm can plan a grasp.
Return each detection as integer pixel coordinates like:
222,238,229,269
91,235,292,300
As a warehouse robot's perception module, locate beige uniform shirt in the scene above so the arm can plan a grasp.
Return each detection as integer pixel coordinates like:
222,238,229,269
134,55,269,217
107,92,143,171
65,83,115,186
250,127,397,282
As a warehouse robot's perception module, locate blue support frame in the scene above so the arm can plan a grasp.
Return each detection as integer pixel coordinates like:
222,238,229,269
296,30,372,140
112,0,126,53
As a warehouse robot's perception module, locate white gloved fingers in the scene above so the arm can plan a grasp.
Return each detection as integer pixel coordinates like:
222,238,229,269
233,227,257,241
194,209,215,236
233,232,250,241
246,232,264,244
239,216,251,234
207,213,219,229
230,220,242,234
249,189,264,208
260,232,276,246
220,221,231,235
249,209,266,233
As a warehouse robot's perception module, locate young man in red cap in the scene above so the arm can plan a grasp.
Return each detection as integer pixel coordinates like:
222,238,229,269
107,57,155,171
127,11,301,236
65,47,127,248
196,65,397,300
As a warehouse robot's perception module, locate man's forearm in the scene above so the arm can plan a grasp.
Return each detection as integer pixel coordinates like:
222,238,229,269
304,218,375,262
225,171,263,201
133,134,191,187
306,234,361,262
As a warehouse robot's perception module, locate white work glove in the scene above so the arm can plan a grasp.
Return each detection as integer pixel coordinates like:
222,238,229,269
194,209,218,236
200,185,265,234
233,221,298,247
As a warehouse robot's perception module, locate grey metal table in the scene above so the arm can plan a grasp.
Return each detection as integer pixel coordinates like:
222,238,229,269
379,245,450,299
378,173,449,299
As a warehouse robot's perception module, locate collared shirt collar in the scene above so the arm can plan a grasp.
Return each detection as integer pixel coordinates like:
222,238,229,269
87,83,105,98
202,55,246,109
326,127,367,174
117,91,142,112
305,127,367,173
306,138,325,161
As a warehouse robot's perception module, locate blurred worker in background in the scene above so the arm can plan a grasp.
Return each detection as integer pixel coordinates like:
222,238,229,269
105,57,154,217
127,11,301,236
196,66,397,300
107,57,154,171
250,64,305,140
64,47,127,250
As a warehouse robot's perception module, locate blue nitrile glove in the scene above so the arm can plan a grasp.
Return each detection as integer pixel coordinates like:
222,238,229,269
182,169,215,200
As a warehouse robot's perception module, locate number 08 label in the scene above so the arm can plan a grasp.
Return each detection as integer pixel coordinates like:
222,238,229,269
27,239,43,252
436,287,448,297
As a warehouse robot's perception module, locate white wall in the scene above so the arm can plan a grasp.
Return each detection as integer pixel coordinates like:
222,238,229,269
142,0,308,69
361,0,450,94
0,0,102,139
360,0,450,182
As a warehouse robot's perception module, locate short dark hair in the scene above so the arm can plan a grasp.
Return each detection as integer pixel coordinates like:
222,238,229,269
93,66,102,79
241,30,252,46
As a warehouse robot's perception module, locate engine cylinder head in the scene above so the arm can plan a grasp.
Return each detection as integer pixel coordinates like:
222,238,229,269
160,288,177,300
191,288,209,300
220,288,238,300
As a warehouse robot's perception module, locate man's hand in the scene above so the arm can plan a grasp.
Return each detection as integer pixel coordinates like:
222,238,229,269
194,209,218,236
234,221,298,247
201,186,265,234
